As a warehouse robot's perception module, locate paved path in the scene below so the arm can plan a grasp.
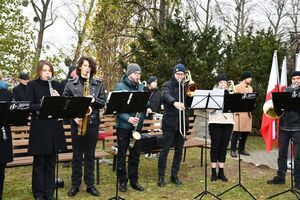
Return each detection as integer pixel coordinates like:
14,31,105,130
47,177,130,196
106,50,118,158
232,150,279,170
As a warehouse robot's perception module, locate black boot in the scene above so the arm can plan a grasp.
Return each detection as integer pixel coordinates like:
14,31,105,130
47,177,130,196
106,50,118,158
211,168,217,182
218,168,228,182
267,175,285,185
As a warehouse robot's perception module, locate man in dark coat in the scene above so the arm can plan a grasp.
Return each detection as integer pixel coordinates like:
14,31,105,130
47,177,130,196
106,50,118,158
157,64,190,187
64,56,106,197
145,76,162,115
114,63,146,193
0,80,13,200
12,72,30,101
267,71,300,189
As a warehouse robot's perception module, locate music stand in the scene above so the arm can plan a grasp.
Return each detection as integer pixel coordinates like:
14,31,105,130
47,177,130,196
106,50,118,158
0,101,30,126
191,89,224,200
267,92,300,199
105,91,151,200
39,96,92,200
218,92,257,200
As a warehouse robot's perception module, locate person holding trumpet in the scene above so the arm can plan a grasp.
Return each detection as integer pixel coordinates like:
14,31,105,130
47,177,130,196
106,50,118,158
208,74,234,182
114,63,146,192
267,70,300,189
64,56,106,197
26,60,67,200
157,63,191,187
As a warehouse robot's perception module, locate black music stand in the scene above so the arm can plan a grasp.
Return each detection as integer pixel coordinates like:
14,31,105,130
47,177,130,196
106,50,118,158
39,96,92,200
267,92,300,199
218,92,257,200
104,91,151,200
191,89,224,200
0,101,30,126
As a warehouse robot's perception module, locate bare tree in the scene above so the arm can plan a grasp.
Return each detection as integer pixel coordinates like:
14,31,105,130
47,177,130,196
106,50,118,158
31,0,57,64
286,0,300,33
216,0,253,39
261,0,288,38
186,0,213,32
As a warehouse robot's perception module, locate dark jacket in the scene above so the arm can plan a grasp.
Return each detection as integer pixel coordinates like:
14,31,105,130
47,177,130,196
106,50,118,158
0,89,13,164
161,76,189,132
114,75,146,130
12,83,27,101
145,88,161,113
63,76,106,129
26,78,67,155
280,86,300,131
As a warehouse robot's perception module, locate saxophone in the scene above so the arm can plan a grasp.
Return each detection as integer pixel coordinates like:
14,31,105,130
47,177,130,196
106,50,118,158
77,72,92,136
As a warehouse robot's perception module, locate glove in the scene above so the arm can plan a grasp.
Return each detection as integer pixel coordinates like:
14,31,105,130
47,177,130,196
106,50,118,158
173,102,185,110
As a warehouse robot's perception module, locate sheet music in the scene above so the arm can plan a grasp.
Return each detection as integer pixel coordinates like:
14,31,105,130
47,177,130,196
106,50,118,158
191,88,224,109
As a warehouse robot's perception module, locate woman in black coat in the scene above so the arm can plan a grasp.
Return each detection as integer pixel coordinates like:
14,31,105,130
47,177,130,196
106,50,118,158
26,60,67,200
0,81,13,200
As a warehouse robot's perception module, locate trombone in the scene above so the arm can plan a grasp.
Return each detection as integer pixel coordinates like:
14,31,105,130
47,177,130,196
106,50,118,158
178,70,199,138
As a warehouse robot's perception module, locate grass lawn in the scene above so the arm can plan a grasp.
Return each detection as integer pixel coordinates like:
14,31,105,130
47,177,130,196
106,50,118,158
3,135,298,200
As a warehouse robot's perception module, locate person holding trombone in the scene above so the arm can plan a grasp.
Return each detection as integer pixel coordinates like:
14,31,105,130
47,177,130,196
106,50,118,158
157,64,191,187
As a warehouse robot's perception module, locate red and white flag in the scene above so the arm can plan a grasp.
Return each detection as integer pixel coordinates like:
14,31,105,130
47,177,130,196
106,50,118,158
280,56,287,91
261,50,280,151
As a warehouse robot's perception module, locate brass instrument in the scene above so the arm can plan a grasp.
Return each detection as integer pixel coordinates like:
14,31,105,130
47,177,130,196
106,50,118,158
129,80,144,148
263,99,282,119
263,84,300,119
227,80,236,93
178,79,186,138
77,72,92,136
129,112,142,148
183,70,199,97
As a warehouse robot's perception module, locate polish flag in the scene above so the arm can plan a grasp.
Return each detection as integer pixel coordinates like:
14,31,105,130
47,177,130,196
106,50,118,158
261,50,280,151
280,56,287,91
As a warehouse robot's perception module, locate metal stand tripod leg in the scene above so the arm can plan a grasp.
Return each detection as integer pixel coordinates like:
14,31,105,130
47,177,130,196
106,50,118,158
108,153,125,200
267,139,300,200
218,149,256,199
194,112,220,200
55,154,59,200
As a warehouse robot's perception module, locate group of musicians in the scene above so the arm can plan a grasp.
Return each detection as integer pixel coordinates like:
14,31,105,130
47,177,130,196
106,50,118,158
1,57,300,199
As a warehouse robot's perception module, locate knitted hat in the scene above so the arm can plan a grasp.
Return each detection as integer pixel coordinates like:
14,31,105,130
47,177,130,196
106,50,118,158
127,63,141,76
147,76,157,84
173,63,186,74
291,70,300,78
19,73,29,80
217,74,228,82
241,71,252,80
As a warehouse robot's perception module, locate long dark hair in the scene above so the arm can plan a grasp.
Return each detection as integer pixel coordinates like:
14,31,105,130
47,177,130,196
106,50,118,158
35,60,54,79
76,56,97,77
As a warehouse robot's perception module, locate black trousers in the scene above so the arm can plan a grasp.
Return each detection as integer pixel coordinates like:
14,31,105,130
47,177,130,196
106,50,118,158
0,164,5,200
277,130,300,184
230,131,249,152
209,124,233,163
116,128,141,184
158,130,184,177
71,126,98,188
32,155,56,199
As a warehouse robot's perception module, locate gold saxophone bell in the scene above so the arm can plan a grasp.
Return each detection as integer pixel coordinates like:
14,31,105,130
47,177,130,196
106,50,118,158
184,70,199,97
263,99,282,119
129,113,142,148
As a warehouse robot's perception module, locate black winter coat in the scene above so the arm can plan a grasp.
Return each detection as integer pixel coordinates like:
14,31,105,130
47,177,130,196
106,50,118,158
145,88,161,113
12,83,27,101
0,89,13,164
26,78,67,155
280,86,300,131
161,77,190,132
63,76,106,133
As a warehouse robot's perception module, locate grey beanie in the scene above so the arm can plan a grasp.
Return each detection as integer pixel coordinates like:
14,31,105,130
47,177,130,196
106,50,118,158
127,63,141,76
